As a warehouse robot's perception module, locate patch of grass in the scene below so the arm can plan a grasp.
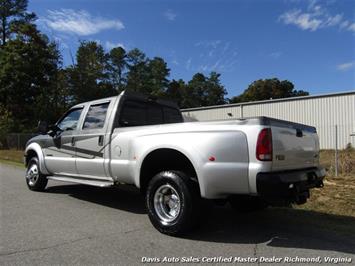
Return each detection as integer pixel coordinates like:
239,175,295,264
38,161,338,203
295,149,355,217
295,174,355,217
0,149,24,164
0,159,25,168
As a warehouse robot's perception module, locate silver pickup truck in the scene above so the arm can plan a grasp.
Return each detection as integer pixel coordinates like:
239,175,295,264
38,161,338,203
24,90,325,235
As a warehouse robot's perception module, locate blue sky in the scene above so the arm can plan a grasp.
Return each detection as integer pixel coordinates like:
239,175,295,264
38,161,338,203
29,0,355,97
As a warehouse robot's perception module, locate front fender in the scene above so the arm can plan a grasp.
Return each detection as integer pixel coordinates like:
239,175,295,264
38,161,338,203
25,143,50,175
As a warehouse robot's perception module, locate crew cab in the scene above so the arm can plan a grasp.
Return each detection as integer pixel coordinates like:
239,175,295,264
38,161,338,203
24,90,325,235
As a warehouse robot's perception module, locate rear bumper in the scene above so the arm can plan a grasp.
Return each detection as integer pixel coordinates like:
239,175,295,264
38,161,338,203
256,167,325,205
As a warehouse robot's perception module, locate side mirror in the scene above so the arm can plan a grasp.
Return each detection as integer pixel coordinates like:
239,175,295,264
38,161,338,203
37,121,48,134
48,124,61,137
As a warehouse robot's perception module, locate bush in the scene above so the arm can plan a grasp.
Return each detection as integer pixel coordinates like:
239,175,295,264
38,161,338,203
320,149,355,176
339,150,354,175
0,105,15,149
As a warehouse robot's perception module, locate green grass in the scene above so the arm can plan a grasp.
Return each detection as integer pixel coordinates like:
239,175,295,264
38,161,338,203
0,159,25,168
0,150,25,168
0,149,24,162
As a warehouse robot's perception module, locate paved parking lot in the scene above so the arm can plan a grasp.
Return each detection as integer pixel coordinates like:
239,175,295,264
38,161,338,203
1,163,354,265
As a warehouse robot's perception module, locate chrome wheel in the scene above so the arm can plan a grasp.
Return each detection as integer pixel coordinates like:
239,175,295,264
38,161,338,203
26,163,39,186
153,184,181,224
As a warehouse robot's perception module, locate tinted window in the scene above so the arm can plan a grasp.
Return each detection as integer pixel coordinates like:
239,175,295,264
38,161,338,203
119,100,181,127
163,107,183,123
119,100,146,127
57,108,83,131
146,104,163,125
83,102,110,130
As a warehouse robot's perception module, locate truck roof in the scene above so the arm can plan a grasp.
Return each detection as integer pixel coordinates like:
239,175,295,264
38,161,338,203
71,90,180,110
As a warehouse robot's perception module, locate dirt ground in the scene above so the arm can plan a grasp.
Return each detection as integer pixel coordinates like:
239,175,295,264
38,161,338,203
296,149,355,217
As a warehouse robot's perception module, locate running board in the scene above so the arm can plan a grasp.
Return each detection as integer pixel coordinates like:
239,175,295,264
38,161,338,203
48,176,114,187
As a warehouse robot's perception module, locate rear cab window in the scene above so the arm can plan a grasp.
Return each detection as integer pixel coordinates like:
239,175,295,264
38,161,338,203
163,107,182,123
118,99,182,127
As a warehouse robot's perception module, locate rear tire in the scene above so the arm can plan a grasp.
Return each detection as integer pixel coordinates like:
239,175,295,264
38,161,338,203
146,171,202,236
229,195,268,212
25,157,48,191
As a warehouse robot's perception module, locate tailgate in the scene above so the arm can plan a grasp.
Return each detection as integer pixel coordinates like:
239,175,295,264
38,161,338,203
271,122,319,171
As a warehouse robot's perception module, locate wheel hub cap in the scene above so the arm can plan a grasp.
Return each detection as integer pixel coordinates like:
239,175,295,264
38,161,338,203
153,184,181,224
26,164,39,186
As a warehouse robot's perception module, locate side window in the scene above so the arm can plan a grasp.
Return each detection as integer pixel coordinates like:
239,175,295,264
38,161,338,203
83,102,110,130
119,100,146,127
163,107,183,123
57,108,83,131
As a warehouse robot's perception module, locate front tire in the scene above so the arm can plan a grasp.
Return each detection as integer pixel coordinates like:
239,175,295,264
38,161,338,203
146,171,202,236
25,157,48,191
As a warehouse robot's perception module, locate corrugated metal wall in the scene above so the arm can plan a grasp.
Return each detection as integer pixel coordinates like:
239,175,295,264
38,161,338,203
182,92,355,149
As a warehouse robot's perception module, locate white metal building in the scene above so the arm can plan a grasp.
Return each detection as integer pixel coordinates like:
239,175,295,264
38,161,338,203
182,91,355,149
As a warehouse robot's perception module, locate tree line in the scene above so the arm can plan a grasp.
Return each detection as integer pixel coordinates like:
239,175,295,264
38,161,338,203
0,0,309,139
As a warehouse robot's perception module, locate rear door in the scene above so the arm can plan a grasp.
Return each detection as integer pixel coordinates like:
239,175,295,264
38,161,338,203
271,125,319,171
75,100,112,179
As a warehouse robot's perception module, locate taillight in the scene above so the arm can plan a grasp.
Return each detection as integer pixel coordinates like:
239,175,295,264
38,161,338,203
256,128,273,161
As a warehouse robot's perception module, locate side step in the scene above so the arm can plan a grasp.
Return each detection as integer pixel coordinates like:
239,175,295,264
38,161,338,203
48,176,114,187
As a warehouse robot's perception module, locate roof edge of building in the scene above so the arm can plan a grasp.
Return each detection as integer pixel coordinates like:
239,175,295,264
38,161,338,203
181,90,355,112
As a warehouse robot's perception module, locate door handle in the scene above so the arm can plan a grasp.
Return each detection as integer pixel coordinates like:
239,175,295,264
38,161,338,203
71,137,75,146
98,135,104,146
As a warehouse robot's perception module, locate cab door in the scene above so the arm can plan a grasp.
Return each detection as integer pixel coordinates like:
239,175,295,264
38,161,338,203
74,100,112,180
44,107,84,175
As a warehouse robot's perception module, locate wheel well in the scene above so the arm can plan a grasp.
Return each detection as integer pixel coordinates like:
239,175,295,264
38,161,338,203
140,149,198,194
25,150,37,166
